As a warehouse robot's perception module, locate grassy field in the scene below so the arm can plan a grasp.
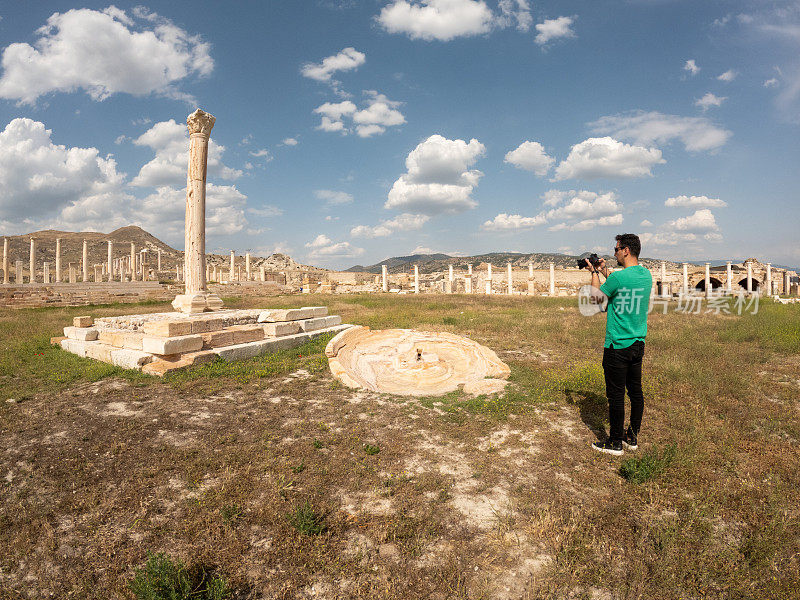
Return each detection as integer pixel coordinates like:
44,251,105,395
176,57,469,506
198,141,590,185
0,293,798,599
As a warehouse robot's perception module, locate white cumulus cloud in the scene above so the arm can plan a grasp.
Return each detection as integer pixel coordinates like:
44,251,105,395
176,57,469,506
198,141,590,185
351,213,429,238
385,134,485,215
314,190,354,205
542,190,624,231
553,137,664,181
497,0,532,32
588,111,732,152
534,16,576,45
0,118,126,224
504,141,554,176
717,69,738,82
282,137,299,146
669,208,719,233
665,195,727,208
305,235,364,259
481,212,546,231
377,0,495,41
0,7,212,104
131,120,242,187
300,47,365,82
684,59,700,75
314,92,405,137
695,92,727,110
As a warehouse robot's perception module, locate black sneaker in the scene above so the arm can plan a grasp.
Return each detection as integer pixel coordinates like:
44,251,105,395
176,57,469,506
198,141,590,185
592,439,623,456
622,427,638,451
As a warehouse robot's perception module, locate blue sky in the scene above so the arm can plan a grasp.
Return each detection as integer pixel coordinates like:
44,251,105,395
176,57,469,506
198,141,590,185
0,1,797,269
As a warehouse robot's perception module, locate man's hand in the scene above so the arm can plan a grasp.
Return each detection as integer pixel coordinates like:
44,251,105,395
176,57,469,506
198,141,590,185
583,259,595,271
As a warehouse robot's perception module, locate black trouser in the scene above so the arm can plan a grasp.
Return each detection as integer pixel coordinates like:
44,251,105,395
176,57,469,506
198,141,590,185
602,341,645,442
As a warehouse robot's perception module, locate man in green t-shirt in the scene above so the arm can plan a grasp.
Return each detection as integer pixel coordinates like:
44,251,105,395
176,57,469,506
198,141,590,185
583,233,652,456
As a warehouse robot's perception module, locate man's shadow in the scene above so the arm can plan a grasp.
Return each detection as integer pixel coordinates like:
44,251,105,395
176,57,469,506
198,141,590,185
563,388,607,441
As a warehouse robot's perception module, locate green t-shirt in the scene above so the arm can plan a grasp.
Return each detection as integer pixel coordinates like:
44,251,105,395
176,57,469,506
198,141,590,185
599,265,652,349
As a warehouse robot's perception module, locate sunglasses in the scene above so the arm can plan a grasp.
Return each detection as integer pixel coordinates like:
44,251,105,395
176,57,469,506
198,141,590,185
614,246,626,253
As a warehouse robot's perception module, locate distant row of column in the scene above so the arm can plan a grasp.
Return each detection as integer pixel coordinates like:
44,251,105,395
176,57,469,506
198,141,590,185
205,251,267,283
1,237,170,284
388,260,793,296
397,261,560,295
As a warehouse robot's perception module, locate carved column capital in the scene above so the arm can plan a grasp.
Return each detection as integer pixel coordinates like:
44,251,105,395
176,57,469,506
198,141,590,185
186,108,216,137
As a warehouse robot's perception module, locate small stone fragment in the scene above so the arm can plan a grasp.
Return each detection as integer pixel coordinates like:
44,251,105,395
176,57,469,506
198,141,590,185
73,316,93,328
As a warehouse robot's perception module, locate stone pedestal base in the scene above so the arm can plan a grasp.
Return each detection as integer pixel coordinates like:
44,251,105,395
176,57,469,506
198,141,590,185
172,292,224,314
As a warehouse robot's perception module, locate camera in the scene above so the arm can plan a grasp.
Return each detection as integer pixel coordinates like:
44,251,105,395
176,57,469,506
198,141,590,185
577,253,602,269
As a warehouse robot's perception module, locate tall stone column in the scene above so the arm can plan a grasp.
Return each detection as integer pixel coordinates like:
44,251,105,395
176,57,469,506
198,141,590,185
2,238,8,284
260,265,265,282
447,264,454,294
682,263,688,295
705,263,711,298
414,265,419,293
726,261,732,294
746,262,753,293
107,241,113,282
229,251,235,282
485,263,492,294
82,240,88,282
527,262,534,295
29,238,36,284
766,263,772,296
507,262,513,295
381,264,388,292
55,238,62,282
466,264,472,294
549,263,555,296
130,243,136,281
660,261,666,297
785,271,791,295
172,109,223,312
246,253,251,281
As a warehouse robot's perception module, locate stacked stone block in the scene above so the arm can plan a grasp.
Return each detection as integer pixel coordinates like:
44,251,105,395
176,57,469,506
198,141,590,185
52,306,349,376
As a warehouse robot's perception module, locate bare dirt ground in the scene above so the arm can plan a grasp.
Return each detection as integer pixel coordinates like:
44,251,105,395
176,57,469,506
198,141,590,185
1,294,799,599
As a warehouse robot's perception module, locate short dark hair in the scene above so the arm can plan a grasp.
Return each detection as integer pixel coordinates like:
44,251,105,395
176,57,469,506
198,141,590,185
615,233,641,258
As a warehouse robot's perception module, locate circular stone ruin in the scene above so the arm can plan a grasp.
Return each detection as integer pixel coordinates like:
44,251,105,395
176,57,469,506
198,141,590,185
325,326,510,397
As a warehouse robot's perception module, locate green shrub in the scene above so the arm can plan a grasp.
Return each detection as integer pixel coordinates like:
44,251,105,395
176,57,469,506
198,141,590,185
619,444,677,484
129,551,229,600
288,501,326,535
363,443,380,455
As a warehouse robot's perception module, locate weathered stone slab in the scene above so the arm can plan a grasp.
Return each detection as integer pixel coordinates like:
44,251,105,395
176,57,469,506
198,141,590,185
190,318,224,334
64,326,99,341
142,334,203,355
110,349,154,370
141,350,217,376
201,330,234,349
306,306,328,317
85,342,114,363
263,321,302,337
298,315,342,332
258,308,315,322
229,324,265,344
60,338,88,357
215,324,352,362
73,316,93,327
142,320,192,337
121,332,144,351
